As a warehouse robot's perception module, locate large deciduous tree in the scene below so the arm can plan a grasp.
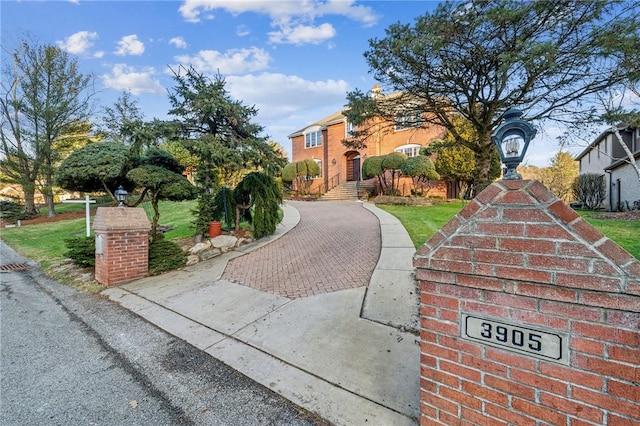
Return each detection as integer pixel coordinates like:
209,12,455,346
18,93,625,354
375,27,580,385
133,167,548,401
540,152,579,203
0,39,94,216
344,0,640,196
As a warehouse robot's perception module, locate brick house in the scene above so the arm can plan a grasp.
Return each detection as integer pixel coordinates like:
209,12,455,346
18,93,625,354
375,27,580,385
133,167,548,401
575,125,640,211
288,85,448,199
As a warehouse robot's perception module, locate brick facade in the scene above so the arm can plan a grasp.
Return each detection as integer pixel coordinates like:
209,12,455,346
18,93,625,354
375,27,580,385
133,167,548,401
414,180,640,425
289,101,447,197
93,207,151,287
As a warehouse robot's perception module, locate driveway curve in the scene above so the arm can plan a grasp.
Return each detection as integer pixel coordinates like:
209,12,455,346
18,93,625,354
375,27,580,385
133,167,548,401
222,201,381,299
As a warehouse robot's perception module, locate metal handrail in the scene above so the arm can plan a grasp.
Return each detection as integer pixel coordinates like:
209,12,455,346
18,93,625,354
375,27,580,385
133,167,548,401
327,173,341,192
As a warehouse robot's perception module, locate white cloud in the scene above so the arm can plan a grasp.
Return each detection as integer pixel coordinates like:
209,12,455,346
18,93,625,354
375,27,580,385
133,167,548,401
227,72,348,115
179,0,300,23
268,22,336,45
101,64,165,95
169,36,188,49
225,72,350,154
236,25,250,37
173,47,271,75
114,34,145,56
178,0,378,45
56,31,98,55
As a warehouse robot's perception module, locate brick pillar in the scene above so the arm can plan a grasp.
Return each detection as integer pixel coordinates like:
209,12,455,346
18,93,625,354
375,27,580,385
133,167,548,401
93,207,151,287
414,180,640,425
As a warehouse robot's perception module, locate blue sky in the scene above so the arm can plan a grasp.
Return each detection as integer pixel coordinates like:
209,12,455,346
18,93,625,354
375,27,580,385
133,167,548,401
2,0,562,166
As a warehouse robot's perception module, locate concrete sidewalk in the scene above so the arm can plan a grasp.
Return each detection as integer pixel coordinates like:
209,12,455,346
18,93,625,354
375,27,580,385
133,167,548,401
103,201,420,426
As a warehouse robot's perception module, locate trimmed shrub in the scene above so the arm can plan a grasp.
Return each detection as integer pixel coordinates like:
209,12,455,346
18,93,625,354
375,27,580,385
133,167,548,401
148,239,187,276
64,237,96,267
0,200,23,221
573,174,606,210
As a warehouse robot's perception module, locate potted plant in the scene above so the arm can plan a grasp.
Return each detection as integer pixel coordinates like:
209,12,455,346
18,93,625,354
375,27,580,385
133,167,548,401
210,186,235,237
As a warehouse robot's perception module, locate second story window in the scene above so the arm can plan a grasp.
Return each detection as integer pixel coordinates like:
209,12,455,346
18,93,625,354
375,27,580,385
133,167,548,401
305,128,322,148
395,110,422,131
346,121,356,138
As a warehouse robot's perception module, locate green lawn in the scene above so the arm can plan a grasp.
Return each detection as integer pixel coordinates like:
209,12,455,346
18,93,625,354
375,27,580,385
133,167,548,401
377,201,465,249
0,199,198,268
377,202,639,260
2,199,638,271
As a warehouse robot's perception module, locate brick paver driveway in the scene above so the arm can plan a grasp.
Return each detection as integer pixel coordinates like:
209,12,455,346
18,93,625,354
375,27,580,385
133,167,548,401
222,201,381,299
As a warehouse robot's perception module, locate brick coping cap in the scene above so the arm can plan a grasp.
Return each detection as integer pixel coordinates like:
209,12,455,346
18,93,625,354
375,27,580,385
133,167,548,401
93,207,151,231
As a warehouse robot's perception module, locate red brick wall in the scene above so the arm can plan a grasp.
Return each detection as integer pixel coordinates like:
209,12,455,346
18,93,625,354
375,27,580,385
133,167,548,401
93,208,151,286
414,180,640,425
291,116,448,197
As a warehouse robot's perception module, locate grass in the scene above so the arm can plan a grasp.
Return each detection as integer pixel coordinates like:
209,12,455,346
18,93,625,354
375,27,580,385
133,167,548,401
1,218,88,268
377,202,639,260
1,199,199,268
578,211,640,259
377,201,466,249
2,199,637,280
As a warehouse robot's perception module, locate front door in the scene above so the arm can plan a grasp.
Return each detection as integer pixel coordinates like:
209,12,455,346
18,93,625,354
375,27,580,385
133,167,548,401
347,155,361,181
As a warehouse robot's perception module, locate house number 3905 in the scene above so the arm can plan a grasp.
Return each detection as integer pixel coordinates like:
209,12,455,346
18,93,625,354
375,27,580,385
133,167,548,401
479,322,542,351
461,314,568,364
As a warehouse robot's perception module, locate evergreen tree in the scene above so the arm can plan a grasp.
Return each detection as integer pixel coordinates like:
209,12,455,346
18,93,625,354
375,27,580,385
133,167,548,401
0,39,94,215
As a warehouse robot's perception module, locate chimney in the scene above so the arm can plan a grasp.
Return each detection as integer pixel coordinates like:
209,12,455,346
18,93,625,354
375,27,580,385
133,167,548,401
371,83,383,99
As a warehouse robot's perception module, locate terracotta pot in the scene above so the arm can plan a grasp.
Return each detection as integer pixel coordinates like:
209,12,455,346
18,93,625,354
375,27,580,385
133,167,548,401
208,221,222,238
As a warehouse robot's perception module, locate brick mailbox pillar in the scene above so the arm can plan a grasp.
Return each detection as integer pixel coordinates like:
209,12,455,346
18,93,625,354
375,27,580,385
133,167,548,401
93,207,151,287
414,180,640,425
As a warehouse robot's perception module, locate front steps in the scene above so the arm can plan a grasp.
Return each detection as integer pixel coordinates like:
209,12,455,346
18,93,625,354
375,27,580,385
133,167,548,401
320,181,375,201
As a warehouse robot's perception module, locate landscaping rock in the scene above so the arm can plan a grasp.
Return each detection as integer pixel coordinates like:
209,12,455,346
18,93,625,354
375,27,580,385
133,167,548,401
237,238,253,247
210,235,238,250
186,254,200,266
189,241,212,254
201,248,222,260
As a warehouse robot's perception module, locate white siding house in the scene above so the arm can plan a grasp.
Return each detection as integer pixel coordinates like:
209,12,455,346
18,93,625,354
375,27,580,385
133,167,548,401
575,126,640,211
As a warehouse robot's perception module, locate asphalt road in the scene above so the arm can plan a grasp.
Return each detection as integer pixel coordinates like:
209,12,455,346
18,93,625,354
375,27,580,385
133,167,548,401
0,240,329,426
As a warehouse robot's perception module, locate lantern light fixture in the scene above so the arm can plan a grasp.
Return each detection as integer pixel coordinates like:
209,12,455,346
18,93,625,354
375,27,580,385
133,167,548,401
491,107,537,180
115,185,128,207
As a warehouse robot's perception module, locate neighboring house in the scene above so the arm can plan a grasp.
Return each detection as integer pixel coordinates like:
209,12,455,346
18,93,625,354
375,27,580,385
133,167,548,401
0,185,46,204
0,184,80,205
575,125,640,211
288,85,448,198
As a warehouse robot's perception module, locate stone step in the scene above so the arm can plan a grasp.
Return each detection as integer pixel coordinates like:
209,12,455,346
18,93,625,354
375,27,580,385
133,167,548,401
320,181,375,201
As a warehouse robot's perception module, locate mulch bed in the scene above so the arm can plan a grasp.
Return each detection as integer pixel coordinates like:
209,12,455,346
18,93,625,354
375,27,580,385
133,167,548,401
1,209,98,228
591,211,640,220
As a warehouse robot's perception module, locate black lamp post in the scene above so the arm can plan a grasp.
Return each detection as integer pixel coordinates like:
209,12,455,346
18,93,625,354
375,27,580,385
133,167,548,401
115,185,128,207
491,107,537,180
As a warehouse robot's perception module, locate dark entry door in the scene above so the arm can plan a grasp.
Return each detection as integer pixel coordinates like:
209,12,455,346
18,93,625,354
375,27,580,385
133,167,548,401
347,156,361,181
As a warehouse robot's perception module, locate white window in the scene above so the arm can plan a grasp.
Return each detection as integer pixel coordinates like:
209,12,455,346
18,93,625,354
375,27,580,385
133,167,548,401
394,110,422,131
345,121,356,138
305,127,322,148
395,144,422,157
